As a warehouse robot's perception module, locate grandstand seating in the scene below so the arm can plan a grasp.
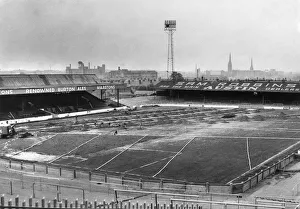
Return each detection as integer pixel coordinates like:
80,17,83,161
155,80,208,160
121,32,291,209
158,89,300,105
0,92,110,120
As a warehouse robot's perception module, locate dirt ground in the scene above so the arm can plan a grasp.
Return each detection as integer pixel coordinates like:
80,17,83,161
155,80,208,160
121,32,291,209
244,160,300,202
1,97,300,206
4,107,300,183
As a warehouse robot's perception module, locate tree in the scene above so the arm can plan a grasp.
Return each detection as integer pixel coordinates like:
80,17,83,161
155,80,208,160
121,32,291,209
170,71,184,82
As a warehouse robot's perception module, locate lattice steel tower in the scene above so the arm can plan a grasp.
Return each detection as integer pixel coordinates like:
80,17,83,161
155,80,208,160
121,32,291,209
164,20,176,78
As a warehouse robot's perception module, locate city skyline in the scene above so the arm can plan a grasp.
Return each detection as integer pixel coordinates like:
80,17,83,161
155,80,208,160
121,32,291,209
0,0,300,72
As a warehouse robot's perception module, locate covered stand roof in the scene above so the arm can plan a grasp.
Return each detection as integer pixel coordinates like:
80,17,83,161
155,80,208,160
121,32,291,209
0,74,122,96
0,74,101,89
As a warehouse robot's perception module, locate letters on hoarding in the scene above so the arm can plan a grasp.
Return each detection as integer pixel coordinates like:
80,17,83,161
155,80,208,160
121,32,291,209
96,85,115,90
0,90,14,95
0,85,116,95
157,81,300,93
25,88,56,94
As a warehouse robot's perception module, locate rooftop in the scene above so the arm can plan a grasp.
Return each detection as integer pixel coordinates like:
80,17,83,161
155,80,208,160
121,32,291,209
0,74,102,89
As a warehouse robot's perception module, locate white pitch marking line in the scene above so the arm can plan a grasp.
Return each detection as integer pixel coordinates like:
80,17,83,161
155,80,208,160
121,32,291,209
152,137,196,177
49,134,100,163
192,136,300,140
123,156,174,173
127,148,179,154
227,140,300,184
65,158,88,165
12,134,59,156
95,135,148,170
246,138,252,170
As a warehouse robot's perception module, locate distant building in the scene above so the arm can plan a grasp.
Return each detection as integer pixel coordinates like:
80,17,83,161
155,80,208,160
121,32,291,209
227,54,285,80
227,56,257,79
198,54,290,81
66,61,106,78
250,58,254,71
228,53,232,74
200,70,227,81
107,67,158,86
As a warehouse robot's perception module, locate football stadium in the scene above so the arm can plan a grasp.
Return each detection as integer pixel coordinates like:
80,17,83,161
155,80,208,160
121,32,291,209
0,76,300,209
1,2,300,207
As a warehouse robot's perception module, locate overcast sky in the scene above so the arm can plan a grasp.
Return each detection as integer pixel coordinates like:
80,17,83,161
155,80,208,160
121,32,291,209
0,0,300,72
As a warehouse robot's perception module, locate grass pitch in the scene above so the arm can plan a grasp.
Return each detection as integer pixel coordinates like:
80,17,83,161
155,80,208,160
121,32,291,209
26,133,299,184
7,107,300,185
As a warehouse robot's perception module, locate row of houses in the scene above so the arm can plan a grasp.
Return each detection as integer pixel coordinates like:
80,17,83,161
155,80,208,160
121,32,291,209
66,61,159,87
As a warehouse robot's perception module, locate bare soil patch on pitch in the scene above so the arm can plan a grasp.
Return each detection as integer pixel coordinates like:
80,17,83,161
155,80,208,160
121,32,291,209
2,107,300,185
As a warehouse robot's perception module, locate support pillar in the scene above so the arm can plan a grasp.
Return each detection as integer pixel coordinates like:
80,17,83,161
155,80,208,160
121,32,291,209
117,89,120,107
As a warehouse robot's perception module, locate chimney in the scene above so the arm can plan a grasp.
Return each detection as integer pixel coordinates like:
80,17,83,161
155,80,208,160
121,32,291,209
118,66,121,71
88,62,90,69
70,64,71,68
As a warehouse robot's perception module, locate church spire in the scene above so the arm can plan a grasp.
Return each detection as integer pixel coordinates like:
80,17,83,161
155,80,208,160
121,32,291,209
250,58,254,71
228,53,232,73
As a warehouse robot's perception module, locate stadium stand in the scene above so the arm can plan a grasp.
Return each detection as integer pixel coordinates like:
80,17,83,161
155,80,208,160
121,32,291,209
0,74,123,120
156,80,300,105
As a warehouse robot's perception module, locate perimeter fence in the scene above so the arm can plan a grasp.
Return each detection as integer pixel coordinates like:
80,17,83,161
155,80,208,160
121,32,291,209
0,153,296,197
0,194,297,209
0,158,232,196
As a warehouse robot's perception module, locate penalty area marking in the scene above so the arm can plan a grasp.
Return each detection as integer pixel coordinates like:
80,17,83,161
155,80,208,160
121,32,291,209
127,147,179,154
123,156,175,173
246,138,252,170
152,137,196,177
12,134,59,156
227,140,300,184
95,135,148,170
49,134,101,163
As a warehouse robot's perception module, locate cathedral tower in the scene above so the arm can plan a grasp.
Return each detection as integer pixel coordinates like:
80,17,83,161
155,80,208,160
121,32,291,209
250,58,254,71
228,53,232,73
